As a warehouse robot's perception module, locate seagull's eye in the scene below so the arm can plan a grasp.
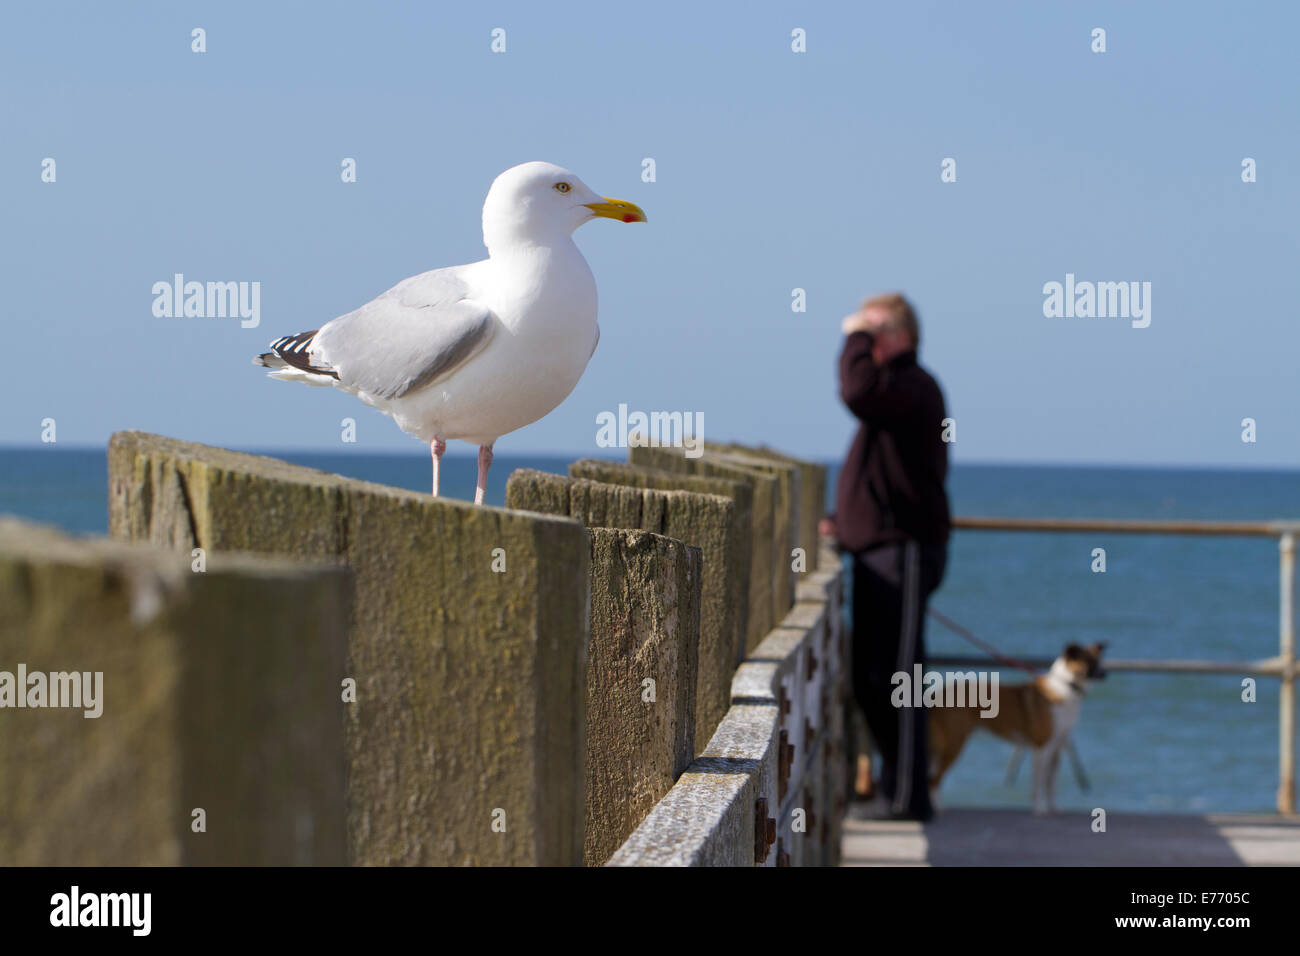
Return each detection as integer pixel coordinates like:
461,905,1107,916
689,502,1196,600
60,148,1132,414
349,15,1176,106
554,182,571,194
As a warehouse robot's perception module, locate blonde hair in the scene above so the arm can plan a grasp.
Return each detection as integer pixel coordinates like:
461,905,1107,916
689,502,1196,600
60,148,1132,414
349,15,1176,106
861,293,919,350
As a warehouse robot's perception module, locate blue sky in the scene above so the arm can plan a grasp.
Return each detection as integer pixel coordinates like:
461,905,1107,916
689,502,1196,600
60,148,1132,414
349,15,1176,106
2,1,1297,466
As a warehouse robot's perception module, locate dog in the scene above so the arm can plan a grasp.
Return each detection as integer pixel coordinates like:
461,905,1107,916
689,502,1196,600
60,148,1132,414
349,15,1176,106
928,642,1106,815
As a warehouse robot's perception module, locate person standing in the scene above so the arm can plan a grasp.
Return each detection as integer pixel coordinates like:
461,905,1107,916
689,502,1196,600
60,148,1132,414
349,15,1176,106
824,293,951,822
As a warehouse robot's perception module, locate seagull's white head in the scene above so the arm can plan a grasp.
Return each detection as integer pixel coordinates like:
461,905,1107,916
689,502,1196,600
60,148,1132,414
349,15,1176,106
481,161,646,253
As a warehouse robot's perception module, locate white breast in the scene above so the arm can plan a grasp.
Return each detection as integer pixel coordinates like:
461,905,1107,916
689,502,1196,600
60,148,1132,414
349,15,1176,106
385,243,599,445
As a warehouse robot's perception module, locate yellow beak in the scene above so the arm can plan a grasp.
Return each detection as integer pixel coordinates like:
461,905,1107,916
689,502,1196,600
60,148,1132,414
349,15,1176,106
585,196,647,223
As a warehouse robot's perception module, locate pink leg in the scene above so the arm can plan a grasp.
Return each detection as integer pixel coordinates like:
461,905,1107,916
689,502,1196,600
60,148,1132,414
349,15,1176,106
430,438,446,497
474,443,494,505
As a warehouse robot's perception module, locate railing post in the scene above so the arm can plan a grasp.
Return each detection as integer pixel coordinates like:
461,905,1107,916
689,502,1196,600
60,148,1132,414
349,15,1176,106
1280,532,1296,815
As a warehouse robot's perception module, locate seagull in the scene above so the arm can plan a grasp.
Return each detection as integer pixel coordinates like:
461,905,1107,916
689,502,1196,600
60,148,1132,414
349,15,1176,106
254,161,645,504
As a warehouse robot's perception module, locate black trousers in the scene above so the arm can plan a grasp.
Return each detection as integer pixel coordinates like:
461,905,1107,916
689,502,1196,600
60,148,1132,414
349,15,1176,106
851,540,947,817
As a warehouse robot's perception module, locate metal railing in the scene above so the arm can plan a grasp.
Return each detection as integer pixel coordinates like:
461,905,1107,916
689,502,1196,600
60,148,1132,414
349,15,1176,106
926,516,1299,815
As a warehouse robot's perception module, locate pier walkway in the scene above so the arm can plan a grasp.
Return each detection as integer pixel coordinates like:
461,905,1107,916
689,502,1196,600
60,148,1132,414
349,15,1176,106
842,808,1300,866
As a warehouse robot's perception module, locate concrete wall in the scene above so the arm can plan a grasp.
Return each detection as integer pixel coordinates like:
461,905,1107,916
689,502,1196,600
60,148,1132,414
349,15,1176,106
506,468,739,755
702,445,801,624
108,431,590,866
11,431,843,867
608,543,846,867
569,457,753,668
0,518,348,865
629,447,780,652
710,443,827,573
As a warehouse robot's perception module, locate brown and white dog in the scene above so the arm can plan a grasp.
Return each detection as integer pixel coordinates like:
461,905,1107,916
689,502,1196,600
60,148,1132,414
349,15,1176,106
928,642,1107,815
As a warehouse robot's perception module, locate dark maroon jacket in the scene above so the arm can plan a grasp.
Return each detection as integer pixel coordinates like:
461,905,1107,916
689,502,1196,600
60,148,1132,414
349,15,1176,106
831,331,951,553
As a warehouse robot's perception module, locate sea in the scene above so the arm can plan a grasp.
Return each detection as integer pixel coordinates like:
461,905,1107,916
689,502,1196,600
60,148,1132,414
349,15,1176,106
3,446,1296,815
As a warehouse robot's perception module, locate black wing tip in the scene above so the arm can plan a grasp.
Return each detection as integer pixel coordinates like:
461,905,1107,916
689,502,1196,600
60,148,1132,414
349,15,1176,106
260,330,339,380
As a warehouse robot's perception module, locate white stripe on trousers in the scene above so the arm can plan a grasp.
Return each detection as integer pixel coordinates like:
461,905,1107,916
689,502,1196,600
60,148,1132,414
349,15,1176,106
892,541,922,814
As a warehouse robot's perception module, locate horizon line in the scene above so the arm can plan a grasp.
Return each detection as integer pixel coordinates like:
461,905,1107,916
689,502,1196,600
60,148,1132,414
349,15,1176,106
3,442,1298,475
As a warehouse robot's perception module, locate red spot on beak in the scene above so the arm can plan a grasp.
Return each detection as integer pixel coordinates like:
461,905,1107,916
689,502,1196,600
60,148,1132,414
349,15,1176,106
622,213,638,223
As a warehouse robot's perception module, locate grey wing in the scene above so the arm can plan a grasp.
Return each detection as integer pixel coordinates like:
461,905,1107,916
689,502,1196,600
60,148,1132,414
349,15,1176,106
311,267,496,401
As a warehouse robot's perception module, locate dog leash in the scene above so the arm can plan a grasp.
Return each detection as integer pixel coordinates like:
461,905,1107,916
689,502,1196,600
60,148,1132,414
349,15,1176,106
925,606,1042,675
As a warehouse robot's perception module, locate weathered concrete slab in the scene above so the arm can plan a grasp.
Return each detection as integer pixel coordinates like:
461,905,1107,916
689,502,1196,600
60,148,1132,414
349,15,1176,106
610,551,849,868
0,517,348,865
629,447,777,652
569,458,751,668
797,546,845,604
814,548,849,866
606,704,778,867
733,604,828,866
108,431,590,866
703,444,799,626
506,468,732,755
584,527,701,866
715,443,827,573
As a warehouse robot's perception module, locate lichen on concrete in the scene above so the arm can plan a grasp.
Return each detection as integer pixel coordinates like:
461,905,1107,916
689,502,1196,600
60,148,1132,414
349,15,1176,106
628,446,778,652
713,442,827,573
583,527,700,865
506,468,739,755
108,431,590,866
0,517,349,865
569,458,753,669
